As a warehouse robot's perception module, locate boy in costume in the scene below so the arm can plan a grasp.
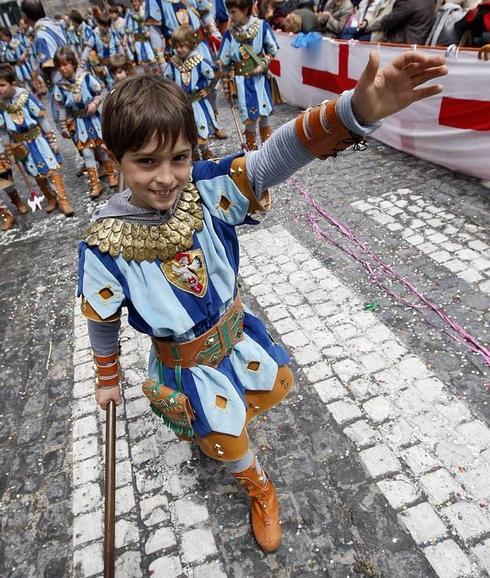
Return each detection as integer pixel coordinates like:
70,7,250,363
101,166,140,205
53,46,118,199
79,52,447,552
124,0,159,73
0,63,73,217
164,26,219,159
217,0,278,150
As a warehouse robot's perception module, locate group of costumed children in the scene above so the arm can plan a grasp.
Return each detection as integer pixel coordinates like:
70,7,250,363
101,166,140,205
0,0,278,231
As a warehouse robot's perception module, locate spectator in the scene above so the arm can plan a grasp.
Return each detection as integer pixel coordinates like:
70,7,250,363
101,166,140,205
265,0,299,30
380,0,436,44
283,7,323,32
360,0,396,41
318,0,354,37
455,0,490,46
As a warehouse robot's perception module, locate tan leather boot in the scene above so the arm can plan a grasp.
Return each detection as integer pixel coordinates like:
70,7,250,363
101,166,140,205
102,159,118,188
86,167,104,199
7,189,28,215
232,460,281,553
214,127,228,139
259,126,273,144
49,172,74,217
1,206,15,230
245,130,257,152
36,176,57,213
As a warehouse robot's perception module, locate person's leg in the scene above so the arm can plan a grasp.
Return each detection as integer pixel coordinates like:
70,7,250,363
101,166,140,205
96,147,118,188
82,147,105,199
258,115,272,144
245,364,294,425
244,119,258,151
48,171,74,217
35,175,58,213
0,201,15,230
196,427,282,552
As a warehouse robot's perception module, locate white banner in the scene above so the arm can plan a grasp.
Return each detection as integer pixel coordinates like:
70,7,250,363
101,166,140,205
272,33,490,181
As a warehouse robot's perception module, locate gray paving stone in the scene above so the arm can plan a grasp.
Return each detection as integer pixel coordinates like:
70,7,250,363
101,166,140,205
148,555,183,578
359,444,401,479
472,538,490,574
399,503,447,545
419,469,464,505
424,540,474,578
181,528,218,564
442,502,490,542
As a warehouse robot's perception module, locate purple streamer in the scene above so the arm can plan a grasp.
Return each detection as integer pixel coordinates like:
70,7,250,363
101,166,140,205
288,176,490,367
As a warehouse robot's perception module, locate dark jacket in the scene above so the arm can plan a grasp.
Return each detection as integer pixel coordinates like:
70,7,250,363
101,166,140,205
381,0,436,44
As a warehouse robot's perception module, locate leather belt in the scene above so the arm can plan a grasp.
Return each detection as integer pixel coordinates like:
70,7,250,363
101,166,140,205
153,294,244,368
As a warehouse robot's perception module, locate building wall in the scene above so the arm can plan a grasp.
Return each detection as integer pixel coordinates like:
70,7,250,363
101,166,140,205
41,0,94,17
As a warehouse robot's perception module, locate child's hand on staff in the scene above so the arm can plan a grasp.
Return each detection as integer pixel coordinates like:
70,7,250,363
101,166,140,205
96,385,122,410
86,101,98,116
351,50,448,125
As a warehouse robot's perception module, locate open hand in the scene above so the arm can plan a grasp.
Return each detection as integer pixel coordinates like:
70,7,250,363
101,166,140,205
351,51,447,124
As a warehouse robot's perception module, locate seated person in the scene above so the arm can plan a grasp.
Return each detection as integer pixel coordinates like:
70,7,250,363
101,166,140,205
318,0,354,37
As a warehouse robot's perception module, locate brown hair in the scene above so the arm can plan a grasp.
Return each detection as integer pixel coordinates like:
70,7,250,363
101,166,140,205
283,12,302,33
108,54,132,75
0,63,16,84
102,75,198,161
171,25,199,49
225,0,253,15
54,45,78,69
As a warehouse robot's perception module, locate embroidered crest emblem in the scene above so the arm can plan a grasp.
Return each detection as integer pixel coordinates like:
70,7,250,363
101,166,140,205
162,249,208,297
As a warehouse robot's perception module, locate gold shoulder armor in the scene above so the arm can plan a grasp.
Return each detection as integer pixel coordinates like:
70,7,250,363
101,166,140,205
84,182,204,262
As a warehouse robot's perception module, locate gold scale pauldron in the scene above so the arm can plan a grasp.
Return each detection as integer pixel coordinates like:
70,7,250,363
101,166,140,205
84,182,204,262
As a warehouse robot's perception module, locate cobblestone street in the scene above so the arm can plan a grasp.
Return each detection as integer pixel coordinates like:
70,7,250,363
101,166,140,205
0,97,489,578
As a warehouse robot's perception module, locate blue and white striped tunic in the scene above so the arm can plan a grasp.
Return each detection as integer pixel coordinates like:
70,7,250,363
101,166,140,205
125,9,156,64
144,0,201,37
218,17,278,122
53,72,104,148
78,154,289,438
0,88,60,177
163,51,218,140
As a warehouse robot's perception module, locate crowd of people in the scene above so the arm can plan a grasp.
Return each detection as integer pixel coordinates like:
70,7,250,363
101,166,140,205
0,0,488,232
265,0,490,46
0,0,282,230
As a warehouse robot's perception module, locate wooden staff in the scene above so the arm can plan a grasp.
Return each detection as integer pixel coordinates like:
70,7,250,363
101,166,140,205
104,400,116,578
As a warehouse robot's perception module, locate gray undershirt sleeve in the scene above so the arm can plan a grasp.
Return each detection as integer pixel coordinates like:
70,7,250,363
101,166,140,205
246,90,381,196
87,318,121,356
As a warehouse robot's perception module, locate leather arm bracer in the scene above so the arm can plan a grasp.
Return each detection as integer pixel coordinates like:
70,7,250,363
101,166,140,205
295,97,364,160
93,351,121,389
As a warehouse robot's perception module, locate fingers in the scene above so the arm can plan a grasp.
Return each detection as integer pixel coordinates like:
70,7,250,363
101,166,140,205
410,84,444,103
392,50,446,71
357,50,380,88
410,65,448,88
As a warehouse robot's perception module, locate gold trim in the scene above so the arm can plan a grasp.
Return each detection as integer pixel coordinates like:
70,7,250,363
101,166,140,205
0,90,29,124
230,18,260,43
84,181,204,262
171,52,203,73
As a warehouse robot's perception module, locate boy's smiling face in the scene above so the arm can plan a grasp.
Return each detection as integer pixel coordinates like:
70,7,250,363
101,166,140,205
119,133,193,212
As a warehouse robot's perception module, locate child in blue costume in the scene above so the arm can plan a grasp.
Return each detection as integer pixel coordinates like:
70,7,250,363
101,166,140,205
164,26,219,160
217,0,278,150
124,0,159,73
53,46,118,198
80,52,447,552
82,14,123,87
0,63,74,217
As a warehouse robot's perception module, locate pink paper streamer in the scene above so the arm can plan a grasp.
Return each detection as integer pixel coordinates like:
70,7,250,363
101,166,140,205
289,176,490,367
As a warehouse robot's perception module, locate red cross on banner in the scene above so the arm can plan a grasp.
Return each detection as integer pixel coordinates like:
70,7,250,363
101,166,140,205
301,43,356,93
439,97,490,131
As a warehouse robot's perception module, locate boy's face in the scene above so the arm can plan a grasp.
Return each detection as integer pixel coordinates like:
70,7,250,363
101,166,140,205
113,68,128,82
99,23,110,33
131,0,142,10
175,42,191,59
0,79,15,99
58,57,76,79
120,134,193,212
228,7,249,25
